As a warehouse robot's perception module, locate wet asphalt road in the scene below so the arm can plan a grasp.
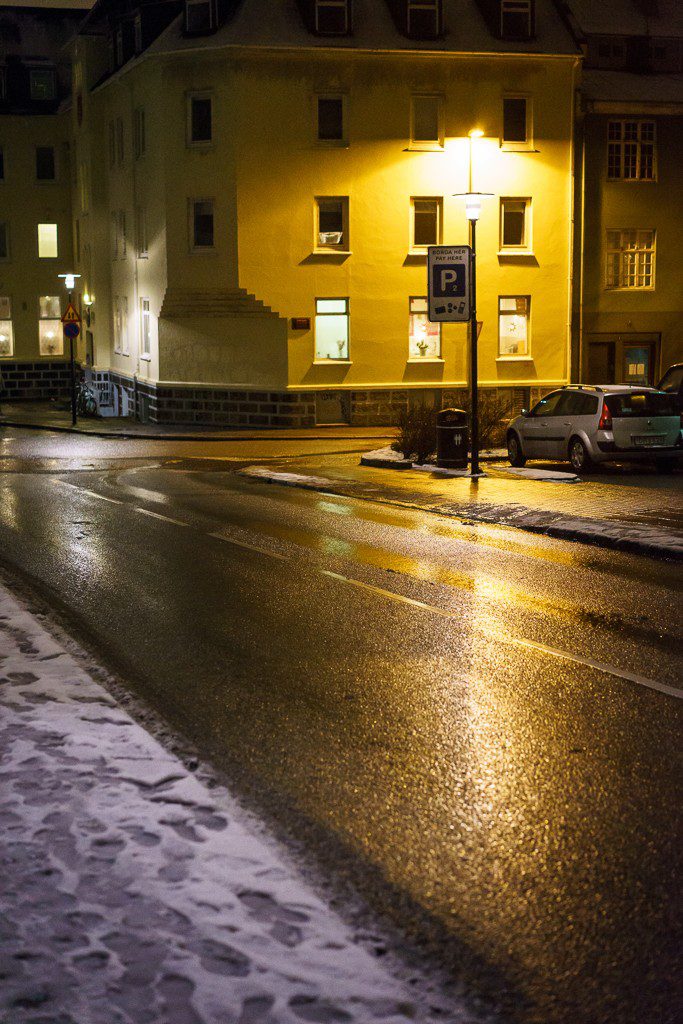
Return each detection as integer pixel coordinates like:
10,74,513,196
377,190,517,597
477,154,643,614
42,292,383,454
0,429,681,1024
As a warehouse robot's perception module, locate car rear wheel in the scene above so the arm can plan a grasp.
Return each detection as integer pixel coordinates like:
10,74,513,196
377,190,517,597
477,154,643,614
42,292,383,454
569,437,593,473
507,432,526,467
654,458,676,474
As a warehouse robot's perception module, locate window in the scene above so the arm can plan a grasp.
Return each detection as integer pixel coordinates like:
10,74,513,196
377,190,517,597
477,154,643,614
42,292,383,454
502,96,530,147
315,1,349,35
114,296,121,351
0,146,4,181
315,197,348,250
317,96,345,143
79,161,90,212
36,146,55,181
134,13,143,53
119,210,127,257
407,1,441,38
134,107,146,158
188,94,212,145
185,0,216,33
140,298,152,357
0,297,13,357
29,67,56,101
111,211,119,258
38,223,58,258
121,296,129,354
191,199,214,248
500,1,533,40
116,118,124,164
39,295,63,356
136,205,148,257
500,197,531,250
108,121,116,167
498,296,530,357
315,298,349,360
411,198,441,250
409,297,441,359
0,222,8,260
0,68,6,102
410,95,443,148
606,230,655,289
607,121,656,180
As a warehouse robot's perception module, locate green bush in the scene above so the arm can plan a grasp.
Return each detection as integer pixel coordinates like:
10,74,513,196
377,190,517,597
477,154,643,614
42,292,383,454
392,402,436,463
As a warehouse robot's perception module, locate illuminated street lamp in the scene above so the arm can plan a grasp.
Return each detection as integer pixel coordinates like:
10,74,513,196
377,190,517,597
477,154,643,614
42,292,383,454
58,272,81,426
454,130,492,477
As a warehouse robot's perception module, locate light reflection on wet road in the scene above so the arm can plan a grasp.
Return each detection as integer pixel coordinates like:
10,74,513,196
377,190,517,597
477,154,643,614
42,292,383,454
0,435,681,1024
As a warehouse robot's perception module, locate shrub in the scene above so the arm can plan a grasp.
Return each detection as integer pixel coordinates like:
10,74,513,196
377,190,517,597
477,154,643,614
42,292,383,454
476,390,519,449
392,402,436,463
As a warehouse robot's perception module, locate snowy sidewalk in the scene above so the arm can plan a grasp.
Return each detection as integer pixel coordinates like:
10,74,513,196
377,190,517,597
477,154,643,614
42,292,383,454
0,583,460,1024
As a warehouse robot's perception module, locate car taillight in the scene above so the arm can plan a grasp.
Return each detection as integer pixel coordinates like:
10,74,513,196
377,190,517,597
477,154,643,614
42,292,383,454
598,401,612,431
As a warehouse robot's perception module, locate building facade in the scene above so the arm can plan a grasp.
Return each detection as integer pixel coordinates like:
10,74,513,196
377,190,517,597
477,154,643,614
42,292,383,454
66,0,580,425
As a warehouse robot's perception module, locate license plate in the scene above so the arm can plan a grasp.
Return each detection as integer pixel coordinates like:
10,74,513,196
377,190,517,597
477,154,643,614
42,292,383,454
633,435,666,447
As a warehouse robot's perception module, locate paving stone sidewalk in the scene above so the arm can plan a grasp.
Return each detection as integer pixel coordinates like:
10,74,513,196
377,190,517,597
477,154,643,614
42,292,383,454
0,583,469,1024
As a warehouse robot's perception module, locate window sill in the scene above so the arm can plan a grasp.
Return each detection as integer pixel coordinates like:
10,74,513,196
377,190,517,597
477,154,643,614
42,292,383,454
187,141,213,151
500,143,536,152
140,353,151,361
316,140,349,149
189,247,217,254
312,249,352,256
407,249,429,258
407,358,444,364
405,144,444,153
313,359,351,365
496,355,533,362
497,249,535,258
604,286,655,292
606,177,657,184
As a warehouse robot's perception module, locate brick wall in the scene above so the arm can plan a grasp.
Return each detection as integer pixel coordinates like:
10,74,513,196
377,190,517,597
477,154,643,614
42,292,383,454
0,361,71,400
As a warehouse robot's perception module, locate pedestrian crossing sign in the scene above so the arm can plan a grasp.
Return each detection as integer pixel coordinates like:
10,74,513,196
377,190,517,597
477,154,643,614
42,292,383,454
61,302,81,325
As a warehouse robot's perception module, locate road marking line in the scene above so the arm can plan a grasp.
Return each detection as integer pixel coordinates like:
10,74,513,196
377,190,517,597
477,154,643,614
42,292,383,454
208,531,289,561
135,508,188,527
51,478,122,504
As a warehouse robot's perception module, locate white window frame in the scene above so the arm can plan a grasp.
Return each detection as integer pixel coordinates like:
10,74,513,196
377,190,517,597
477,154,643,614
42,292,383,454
410,197,442,252
315,196,349,252
409,296,441,360
189,198,215,251
38,295,63,357
498,295,531,359
409,94,444,150
607,120,656,181
187,91,213,147
499,197,532,253
314,297,350,362
315,0,349,35
37,223,58,259
0,296,13,357
315,94,348,146
121,295,129,355
118,210,127,258
140,297,152,359
605,230,656,290
114,296,121,353
501,94,533,151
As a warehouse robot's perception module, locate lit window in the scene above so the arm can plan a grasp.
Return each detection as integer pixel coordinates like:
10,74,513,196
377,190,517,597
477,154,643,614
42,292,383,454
407,1,441,38
317,96,345,143
410,95,443,148
36,146,55,181
315,298,349,360
39,295,63,356
191,199,214,248
411,198,441,250
38,223,58,258
498,296,530,357
134,107,146,158
315,0,349,35
140,297,152,357
29,67,56,101
605,230,655,289
409,297,440,359
0,222,8,260
500,197,531,250
315,197,348,250
502,96,530,147
500,0,533,40
136,206,148,257
185,0,216,34
0,296,13,357
188,94,212,144
607,121,656,181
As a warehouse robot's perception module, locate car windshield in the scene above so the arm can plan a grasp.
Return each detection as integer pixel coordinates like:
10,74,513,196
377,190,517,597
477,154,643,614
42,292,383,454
605,392,677,418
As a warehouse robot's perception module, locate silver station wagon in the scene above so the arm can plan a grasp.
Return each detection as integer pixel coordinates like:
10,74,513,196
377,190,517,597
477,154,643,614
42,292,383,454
507,385,683,473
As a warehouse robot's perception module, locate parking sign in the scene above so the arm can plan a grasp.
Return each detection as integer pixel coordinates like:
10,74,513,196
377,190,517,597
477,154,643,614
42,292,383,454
427,245,471,322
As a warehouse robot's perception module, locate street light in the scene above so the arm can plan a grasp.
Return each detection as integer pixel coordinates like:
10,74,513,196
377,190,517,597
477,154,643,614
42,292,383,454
454,130,492,477
58,272,81,426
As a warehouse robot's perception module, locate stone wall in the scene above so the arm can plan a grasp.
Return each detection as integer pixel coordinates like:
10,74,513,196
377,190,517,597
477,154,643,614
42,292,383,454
0,361,72,401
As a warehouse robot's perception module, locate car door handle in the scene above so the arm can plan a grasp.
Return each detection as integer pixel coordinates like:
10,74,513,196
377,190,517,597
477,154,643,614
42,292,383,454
563,421,571,426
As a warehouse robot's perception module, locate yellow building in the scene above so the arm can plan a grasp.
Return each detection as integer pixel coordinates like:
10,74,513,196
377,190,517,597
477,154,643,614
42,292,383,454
71,0,580,425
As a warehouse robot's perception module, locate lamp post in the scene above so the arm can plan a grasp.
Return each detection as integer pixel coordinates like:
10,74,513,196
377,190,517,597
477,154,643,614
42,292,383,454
454,130,492,477
58,272,81,426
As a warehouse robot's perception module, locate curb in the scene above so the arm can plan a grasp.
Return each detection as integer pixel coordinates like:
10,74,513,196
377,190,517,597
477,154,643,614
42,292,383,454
0,419,394,443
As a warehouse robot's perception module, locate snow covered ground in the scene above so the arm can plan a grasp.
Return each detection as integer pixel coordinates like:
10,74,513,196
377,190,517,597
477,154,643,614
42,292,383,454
0,582,472,1024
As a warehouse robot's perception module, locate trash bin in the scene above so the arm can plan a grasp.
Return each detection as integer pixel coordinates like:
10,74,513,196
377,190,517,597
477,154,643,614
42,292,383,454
436,408,469,469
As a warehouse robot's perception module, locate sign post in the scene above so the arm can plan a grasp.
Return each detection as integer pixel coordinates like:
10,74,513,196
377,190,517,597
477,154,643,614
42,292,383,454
61,302,81,426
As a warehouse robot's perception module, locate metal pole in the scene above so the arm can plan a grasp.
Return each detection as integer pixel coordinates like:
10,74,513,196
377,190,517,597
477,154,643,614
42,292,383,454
469,220,479,476
68,290,77,426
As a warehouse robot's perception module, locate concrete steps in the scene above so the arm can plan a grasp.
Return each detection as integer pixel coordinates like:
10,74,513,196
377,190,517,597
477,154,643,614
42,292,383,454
160,288,279,319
